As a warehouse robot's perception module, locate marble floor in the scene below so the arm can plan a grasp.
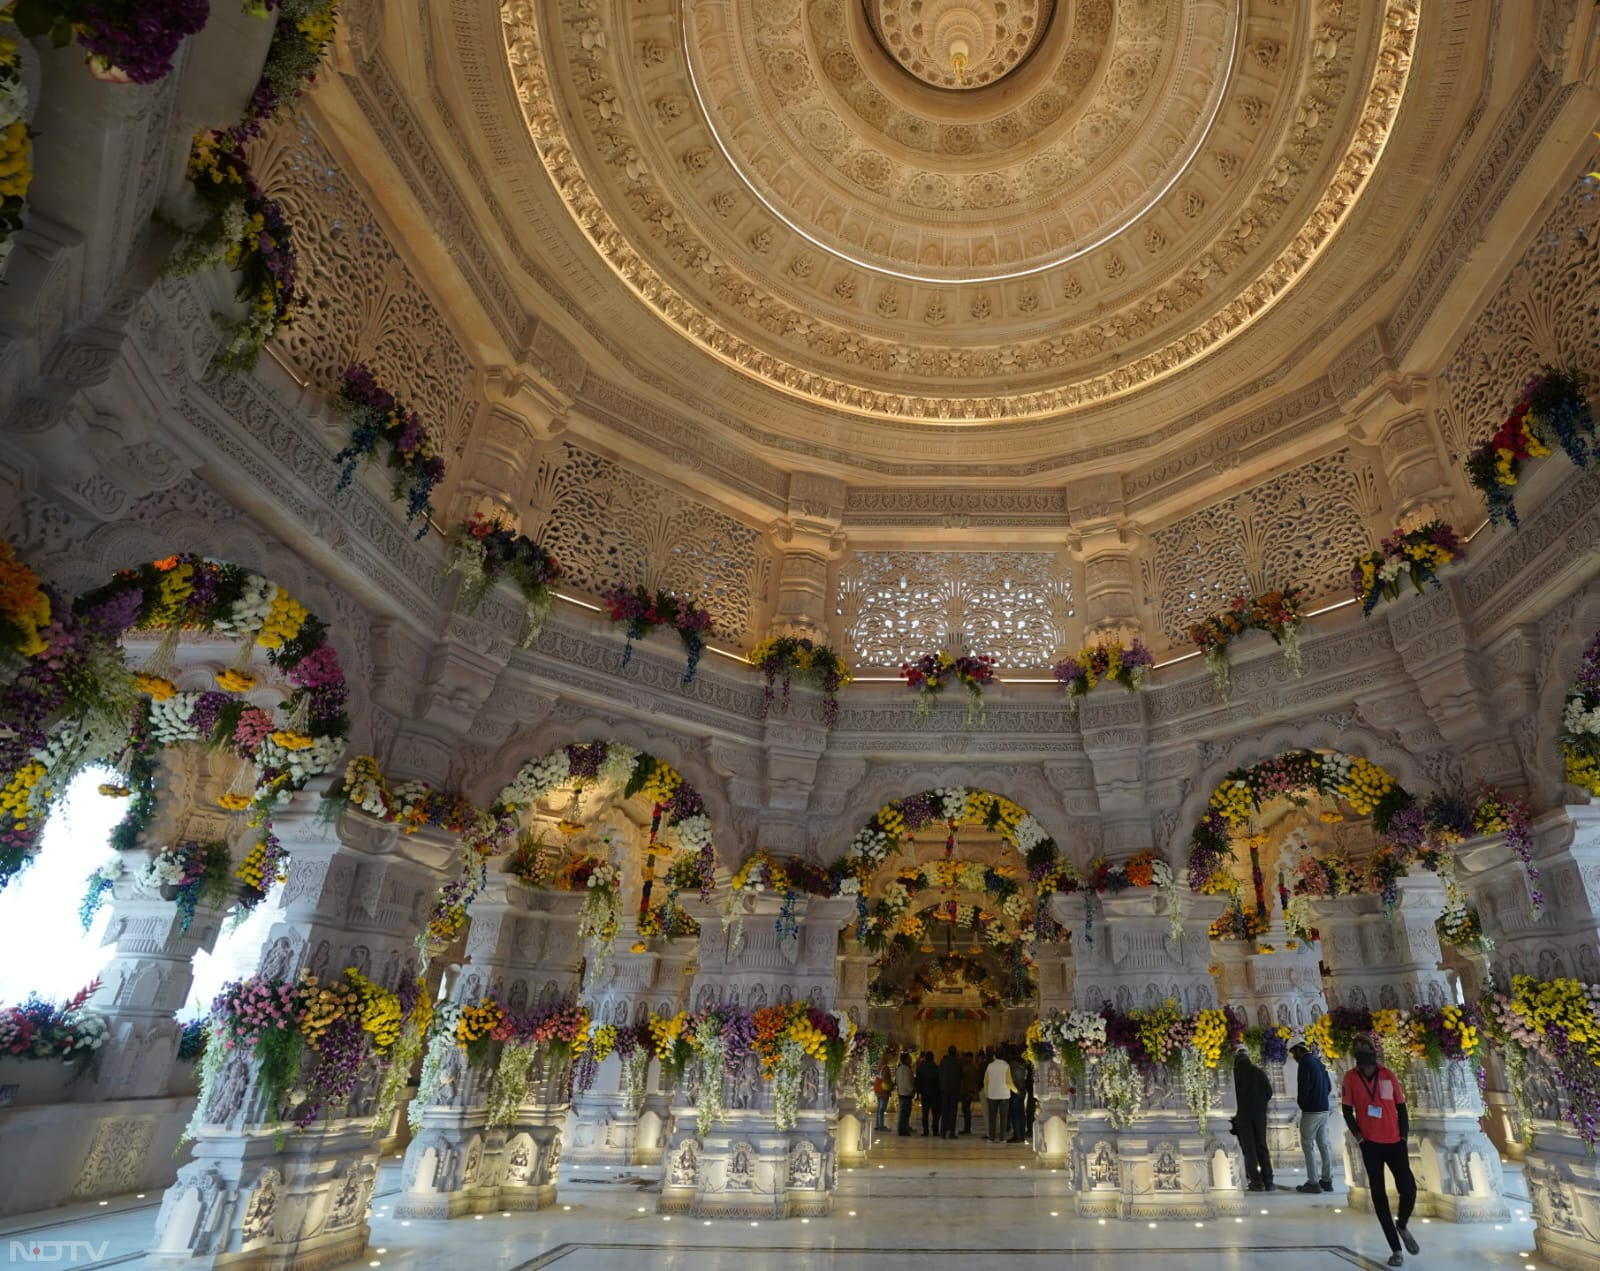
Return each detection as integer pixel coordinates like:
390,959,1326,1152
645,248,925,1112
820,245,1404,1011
0,1133,1548,1270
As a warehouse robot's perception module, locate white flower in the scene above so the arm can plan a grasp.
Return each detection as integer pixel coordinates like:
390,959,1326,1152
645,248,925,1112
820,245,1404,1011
880,882,909,912
673,814,712,855
1014,815,1048,852
935,786,969,821
136,847,187,893
1562,697,1600,739
215,574,275,640
851,828,888,863
505,750,572,804
150,693,204,744
597,744,639,791
838,876,860,896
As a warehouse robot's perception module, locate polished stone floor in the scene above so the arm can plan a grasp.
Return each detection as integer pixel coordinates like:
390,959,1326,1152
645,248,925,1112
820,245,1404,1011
0,1131,1547,1270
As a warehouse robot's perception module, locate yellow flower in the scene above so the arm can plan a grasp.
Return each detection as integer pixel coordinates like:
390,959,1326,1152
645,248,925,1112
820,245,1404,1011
218,793,252,811
134,673,178,700
215,668,257,692
269,729,313,751
256,589,308,650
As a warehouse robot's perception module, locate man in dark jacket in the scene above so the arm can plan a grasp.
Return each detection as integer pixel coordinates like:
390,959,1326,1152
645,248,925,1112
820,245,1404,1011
938,1045,963,1139
1233,1046,1274,1190
915,1049,942,1136
1290,1038,1334,1192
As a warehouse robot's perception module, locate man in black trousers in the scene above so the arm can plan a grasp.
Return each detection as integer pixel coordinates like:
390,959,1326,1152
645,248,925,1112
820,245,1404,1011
938,1045,963,1139
1233,1045,1274,1190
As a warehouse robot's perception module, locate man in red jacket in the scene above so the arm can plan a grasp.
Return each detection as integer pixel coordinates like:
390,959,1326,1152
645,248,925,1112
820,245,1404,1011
1340,1035,1420,1267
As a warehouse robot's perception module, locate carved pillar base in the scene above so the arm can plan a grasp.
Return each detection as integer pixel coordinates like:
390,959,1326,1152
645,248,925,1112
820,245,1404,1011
1032,1060,1074,1168
1073,1113,1245,1220
494,1098,568,1211
659,1108,835,1219
1407,1060,1509,1221
1526,1125,1600,1270
566,1087,646,1168
149,1121,379,1271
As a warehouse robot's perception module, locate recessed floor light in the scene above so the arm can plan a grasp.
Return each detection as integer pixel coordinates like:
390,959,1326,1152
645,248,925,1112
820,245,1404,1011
562,1206,571,1211
98,1202,108,1207
399,1221,410,1228
637,1207,647,1213
662,1216,670,1222
1194,1222,1203,1227
1098,1218,1106,1225
136,1194,146,1199
1050,1211,1059,1217
749,1221,758,1227
473,1215,483,1221
1235,1218,1244,1224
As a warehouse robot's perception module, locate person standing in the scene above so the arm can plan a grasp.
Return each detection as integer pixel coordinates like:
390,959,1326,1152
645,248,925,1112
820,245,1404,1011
1290,1038,1334,1193
938,1045,963,1140
916,1049,941,1137
872,1054,892,1132
983,1047,1016,1142
1232,1046,1274,1190
1341,1035,1420,1267
1006,1047,1028,1143
895,1050,916,1136
959,1050,979,1135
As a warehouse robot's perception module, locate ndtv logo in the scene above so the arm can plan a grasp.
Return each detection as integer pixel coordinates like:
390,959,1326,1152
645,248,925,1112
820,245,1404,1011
8,1244,110,1263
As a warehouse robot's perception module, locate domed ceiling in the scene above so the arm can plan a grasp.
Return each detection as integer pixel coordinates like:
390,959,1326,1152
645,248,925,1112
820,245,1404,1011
500,0,1420,425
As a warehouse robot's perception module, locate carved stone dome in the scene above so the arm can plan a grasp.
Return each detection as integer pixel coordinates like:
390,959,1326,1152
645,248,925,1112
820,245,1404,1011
863,0,1056,90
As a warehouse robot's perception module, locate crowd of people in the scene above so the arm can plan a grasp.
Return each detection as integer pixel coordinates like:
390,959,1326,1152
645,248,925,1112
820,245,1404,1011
873,1043,1036,1143
869,1031,1419,1267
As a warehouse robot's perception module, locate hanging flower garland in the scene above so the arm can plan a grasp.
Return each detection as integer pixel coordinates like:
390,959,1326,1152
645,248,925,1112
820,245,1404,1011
1053,638,1154,714
1466,369,1597,529
1350,521,1464,617
747,634,853,730
601,585,714,686
446,515,564,648
1188,586,1307,699
231,0,340,142
77,858,121,930
0,980,107,1069
899,650,997,726
331,365,445,539
1559,627,1600,796
1,553,349,894
168,130,298,371
729,848,856,945
135,838,234,934
0,14,32,281
647,1009,693,1085
496,741,717,946
11,0,208,85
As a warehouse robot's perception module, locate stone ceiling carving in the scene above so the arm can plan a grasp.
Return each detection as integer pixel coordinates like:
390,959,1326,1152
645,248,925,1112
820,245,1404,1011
501,0,1420,422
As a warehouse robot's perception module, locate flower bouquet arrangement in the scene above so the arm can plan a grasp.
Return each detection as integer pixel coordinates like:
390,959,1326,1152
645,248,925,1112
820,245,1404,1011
77,858,120,930
1466,369,1596,528
233,825,288,911
747,633,853,730
1038,1008,1106,1081
332,364,445,539
447,514,563,646
135,838,234,933
1242,1024,1292,1066
9,0,207,85
730,848,838,942
232,0,339,142
686,1006,756,1134
1189,586,1308,698
1480,975,1600,1146
1560,628,1600,796
0,539,49,661
177,1017,208,1063
1472,785,1540,915
899,650,998,726
1350,521,1464,617
648,1010,693,1085
569,857,622,974
601,585,714,685
0,981,107,1071
0,23,32,280
168,130,298,370
1053,638,1154,714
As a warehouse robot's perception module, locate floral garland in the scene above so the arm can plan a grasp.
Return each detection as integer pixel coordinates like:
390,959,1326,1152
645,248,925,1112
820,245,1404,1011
331,365,445,539
11,0,208,85
1559,627,1600,797
1466,369,1597,528
1350,521,1464,617
168,130,298,370
231,0,339,141
77,858,120,930
1241,1024,1292,1066
569,856,623,974
0,981,107,1070
480,999,592,1125
0,538,49,660
1188,586,1307,699
1471,786,1541,915
1481,975,1600,1146
194,967,413,1137
747,634,853,730
899,651,997,726
648,1010,692,1084
367,975,429,1135
0,12,32,280
233,824,288,911
447,515,564,648
496,741,717,942
135,838,234,934
1096,1049,1144,1129
600,585,714,686
1,551,348,893
1053,638,1155,714
729,848,855,944
1034,1008,1107,1082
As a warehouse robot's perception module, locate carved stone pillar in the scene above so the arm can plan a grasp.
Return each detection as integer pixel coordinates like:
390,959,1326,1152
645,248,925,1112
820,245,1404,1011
1464,806,1600,1267
1360,408,1454,529
1077,692,1154,862
397,881,583,1218
1311,878,1508,1222
659,894,853,1219
149,806,452,1270
1209,921,1327,1163
1032,942,1076,1168
1057,888,1242,1217
1067,474,1143,645
833,939,876,1166
86,849,231,1101
450,368,570,526
567,926,693,1168
767,473,846,643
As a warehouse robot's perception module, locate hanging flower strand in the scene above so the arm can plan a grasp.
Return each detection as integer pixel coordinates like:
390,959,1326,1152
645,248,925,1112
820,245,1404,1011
332,364,445,539
601,585,715,686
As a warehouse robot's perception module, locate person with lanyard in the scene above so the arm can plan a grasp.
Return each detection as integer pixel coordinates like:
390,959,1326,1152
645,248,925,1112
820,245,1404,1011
1340,1034,1420,1266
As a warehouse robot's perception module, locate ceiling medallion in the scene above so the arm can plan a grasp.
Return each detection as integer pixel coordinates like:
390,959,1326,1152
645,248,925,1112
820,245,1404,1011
502,0,1421,424
864,0,1055,90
